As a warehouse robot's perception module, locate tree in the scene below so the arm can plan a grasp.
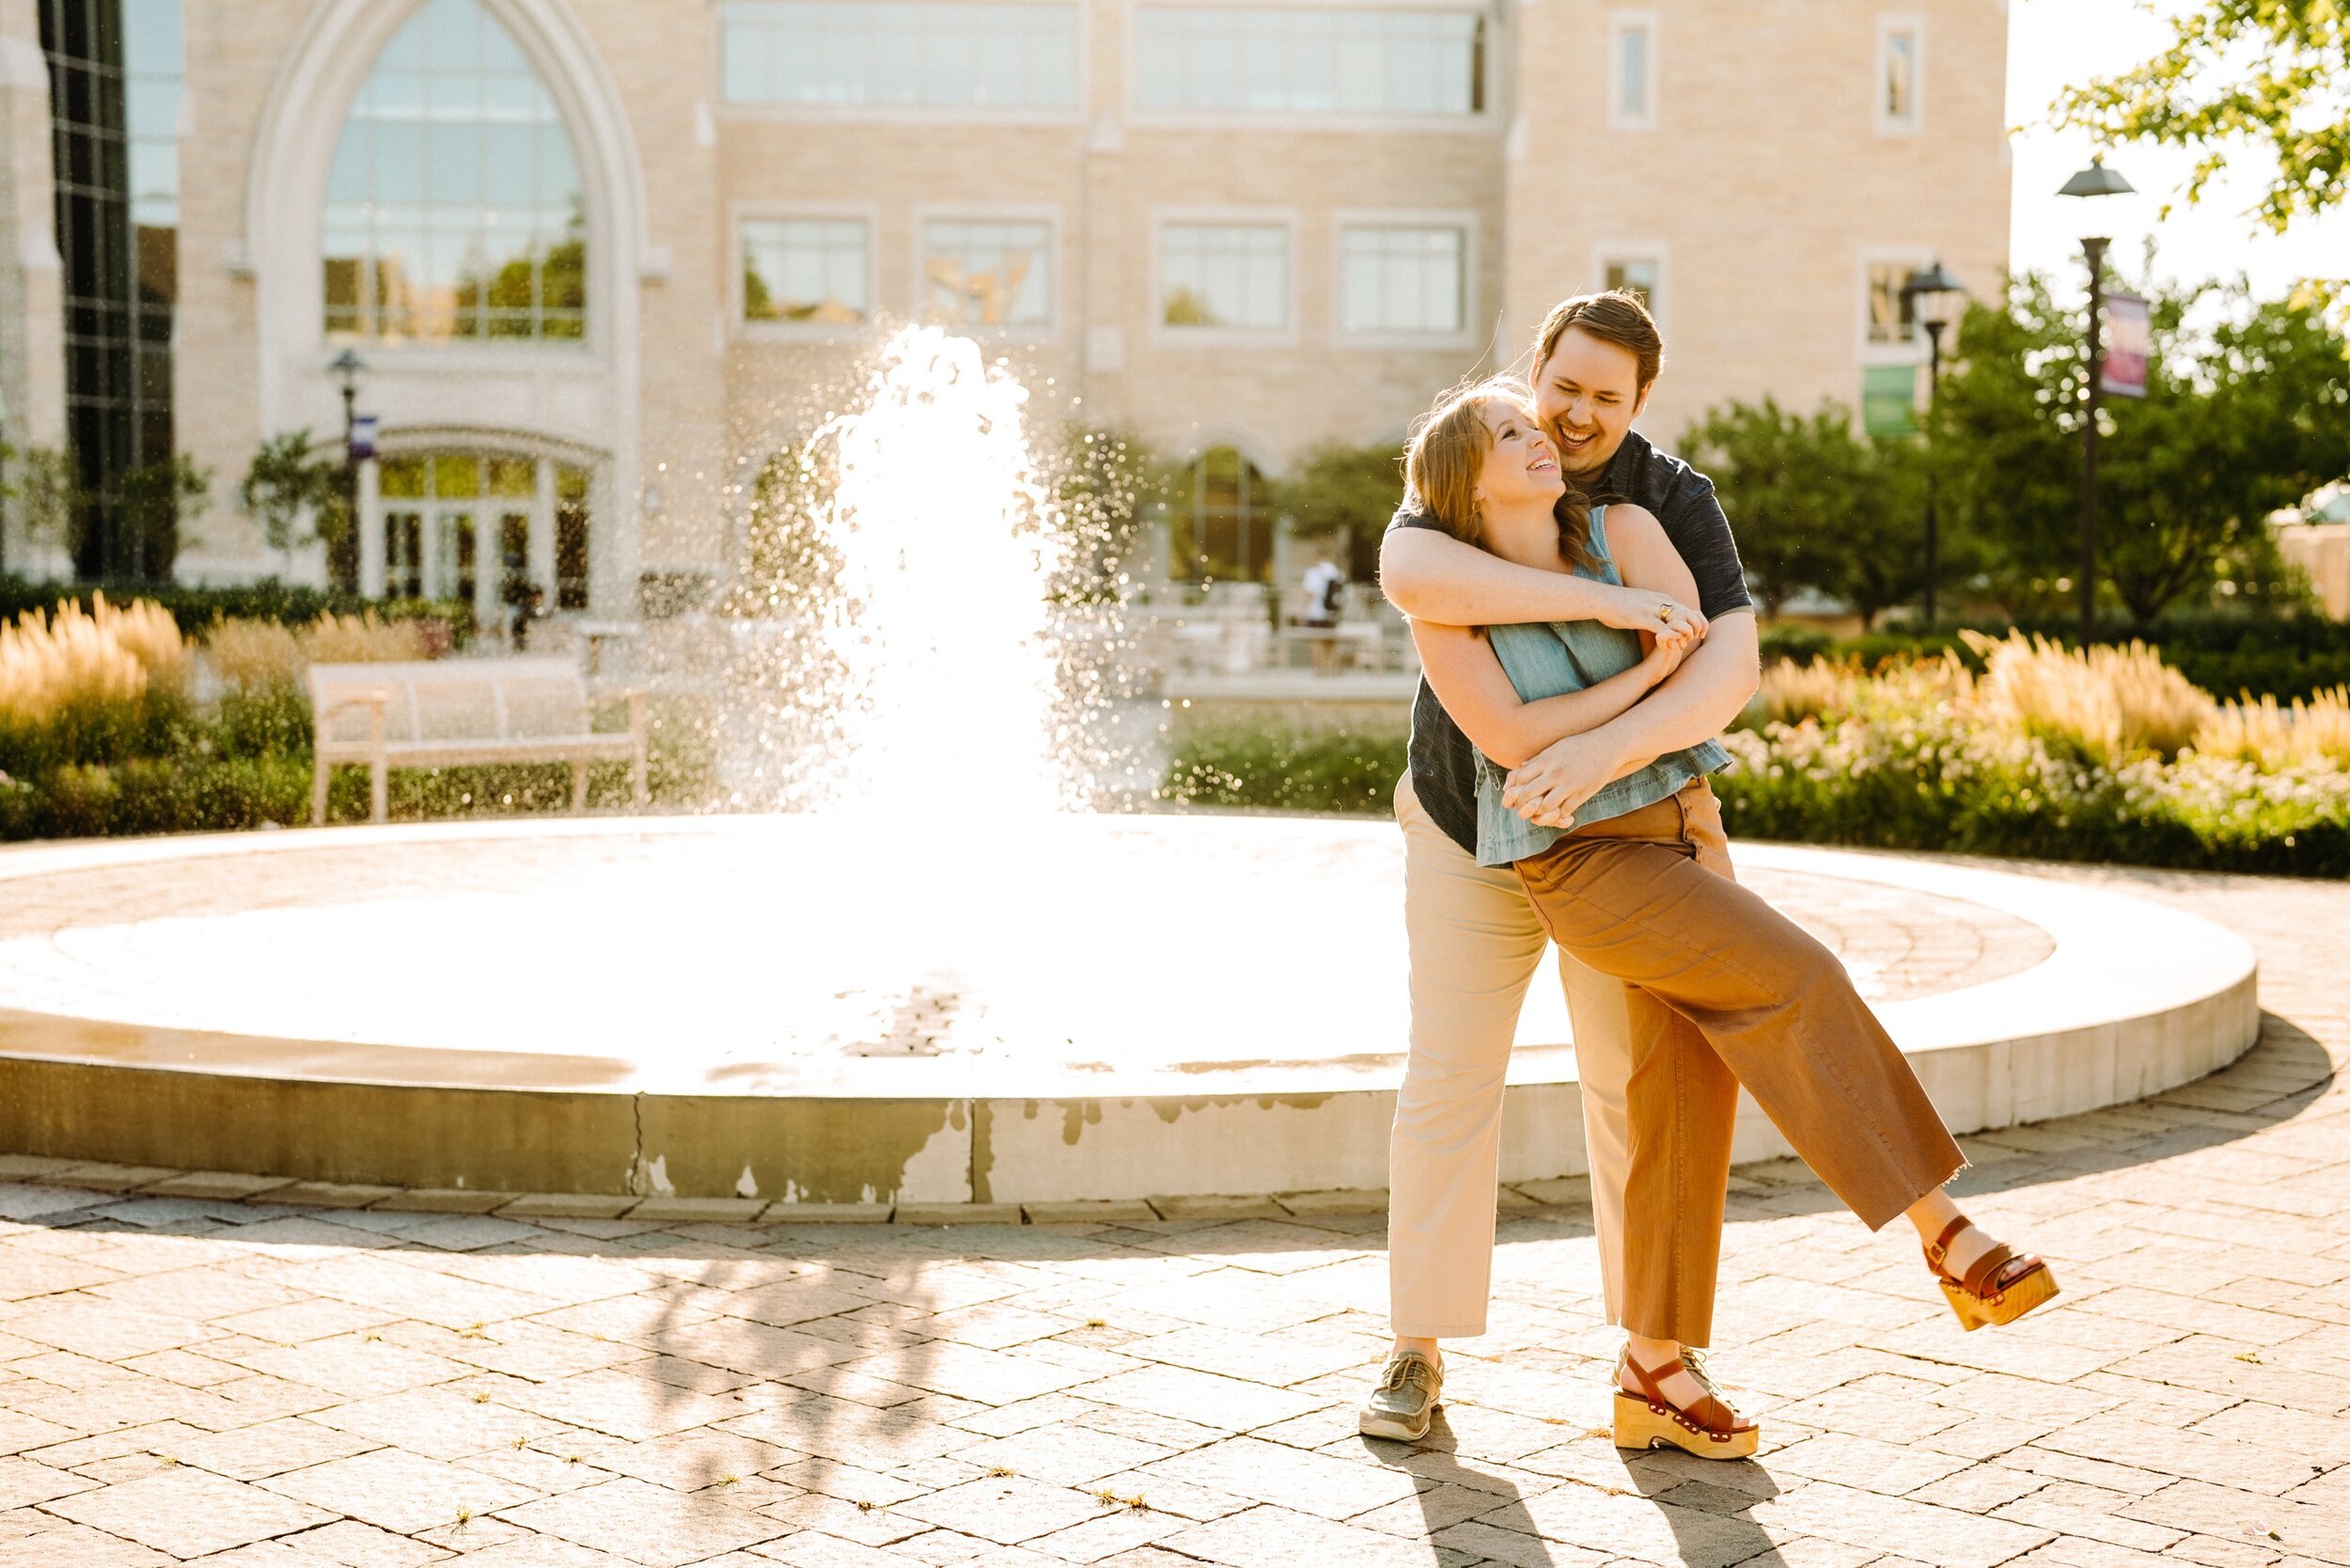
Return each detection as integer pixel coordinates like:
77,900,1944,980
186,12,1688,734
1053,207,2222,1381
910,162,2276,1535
1824,436,1936,632
1922,278,2088,616
1,444,84,568
2055,4,2350,243
1682,399,1864,618
1933,272,2350,624
1040,424,1158,604
106,455,212,580
1269,441,1407,585
239,431,350,561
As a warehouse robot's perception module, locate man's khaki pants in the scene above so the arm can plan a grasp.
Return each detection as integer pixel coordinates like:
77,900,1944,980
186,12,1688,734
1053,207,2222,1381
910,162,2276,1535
1388,772,1660,1340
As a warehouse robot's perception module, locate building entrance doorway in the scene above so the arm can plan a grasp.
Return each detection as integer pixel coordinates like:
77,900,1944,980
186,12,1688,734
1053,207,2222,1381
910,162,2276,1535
368,450,593,633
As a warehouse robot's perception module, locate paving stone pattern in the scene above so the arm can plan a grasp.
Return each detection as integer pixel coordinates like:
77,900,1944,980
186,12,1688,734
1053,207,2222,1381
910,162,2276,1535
0,855,2343,1565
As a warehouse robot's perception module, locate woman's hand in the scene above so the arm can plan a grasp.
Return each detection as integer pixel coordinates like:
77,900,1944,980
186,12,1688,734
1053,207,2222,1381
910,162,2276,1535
1596,582,1707,645
1639,620,1698,685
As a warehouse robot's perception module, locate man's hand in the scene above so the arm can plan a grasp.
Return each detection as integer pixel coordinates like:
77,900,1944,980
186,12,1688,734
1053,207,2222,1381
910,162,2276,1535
1503,730,1623,830
1593,582,1706,645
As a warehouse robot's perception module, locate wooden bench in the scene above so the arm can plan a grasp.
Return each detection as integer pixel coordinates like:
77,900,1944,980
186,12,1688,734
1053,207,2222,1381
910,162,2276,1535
308,658,647,825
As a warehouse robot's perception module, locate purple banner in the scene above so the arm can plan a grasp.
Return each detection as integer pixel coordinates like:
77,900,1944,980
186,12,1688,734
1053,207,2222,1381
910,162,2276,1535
2101,292,2150,399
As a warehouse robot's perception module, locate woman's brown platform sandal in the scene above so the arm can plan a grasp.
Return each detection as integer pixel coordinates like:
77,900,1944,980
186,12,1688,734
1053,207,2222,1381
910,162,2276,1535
1924,1217,2059,1331
1613,1352,1759,1460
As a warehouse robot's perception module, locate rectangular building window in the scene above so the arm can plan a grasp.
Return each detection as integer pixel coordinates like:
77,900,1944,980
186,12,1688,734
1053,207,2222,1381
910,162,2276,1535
1866,260,1919,344
1136,6,1484,118
1160,223,1288,332
1340,225,1465,337
743,217,870,324
721,1,1079,111
1603,257,1661,311
1607,12,1655,130
923,218,1052,327
1878,17,1920,133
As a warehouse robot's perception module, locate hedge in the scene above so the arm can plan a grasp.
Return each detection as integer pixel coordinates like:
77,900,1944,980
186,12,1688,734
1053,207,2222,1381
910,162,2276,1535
0,576,473,641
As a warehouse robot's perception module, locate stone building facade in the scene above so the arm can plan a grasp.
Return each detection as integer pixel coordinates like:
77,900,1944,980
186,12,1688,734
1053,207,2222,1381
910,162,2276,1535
0,0,2009,618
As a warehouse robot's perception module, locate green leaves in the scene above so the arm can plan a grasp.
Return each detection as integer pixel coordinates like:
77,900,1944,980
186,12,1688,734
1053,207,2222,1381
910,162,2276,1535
2053,1,2350,237
1948,274,2348,623
1680,398,1931,629
238,431,346,557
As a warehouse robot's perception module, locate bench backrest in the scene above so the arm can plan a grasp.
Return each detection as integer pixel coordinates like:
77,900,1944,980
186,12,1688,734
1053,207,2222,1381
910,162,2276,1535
308,659,591,746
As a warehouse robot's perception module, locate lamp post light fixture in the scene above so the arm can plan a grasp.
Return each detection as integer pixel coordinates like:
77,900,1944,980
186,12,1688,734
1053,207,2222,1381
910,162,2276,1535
1900,259,1966,626
328,349,366,592
2058,153,2136,642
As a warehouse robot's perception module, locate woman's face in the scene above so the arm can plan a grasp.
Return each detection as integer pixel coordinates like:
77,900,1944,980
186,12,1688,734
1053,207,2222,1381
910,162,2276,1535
1474,399,1565,512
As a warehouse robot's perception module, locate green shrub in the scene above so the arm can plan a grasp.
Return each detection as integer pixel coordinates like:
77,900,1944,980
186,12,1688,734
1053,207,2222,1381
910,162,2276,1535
0,751,712,840
1714,710,2350,878
1161,720,1406,813
206,686,311,759
0,577,472,643
1756,624,1836,666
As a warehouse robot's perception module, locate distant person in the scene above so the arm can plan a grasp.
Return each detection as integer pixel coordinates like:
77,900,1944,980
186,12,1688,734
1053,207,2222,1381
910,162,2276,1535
1300,548,1347,676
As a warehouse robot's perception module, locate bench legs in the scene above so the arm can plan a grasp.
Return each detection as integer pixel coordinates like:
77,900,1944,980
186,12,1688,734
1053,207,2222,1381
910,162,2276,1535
369,759,388,823
630,745,649,809
311,763,329,827
572,760,589,812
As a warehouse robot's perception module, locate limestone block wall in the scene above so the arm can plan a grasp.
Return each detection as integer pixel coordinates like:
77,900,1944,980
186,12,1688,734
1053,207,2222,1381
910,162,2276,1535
0,0,62,574
1502,0,2012,450
68,0,2011,594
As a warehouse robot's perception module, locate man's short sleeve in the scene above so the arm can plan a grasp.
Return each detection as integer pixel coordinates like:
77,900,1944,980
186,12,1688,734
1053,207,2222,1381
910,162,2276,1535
1387,495,1442,534
1654,471,1753,621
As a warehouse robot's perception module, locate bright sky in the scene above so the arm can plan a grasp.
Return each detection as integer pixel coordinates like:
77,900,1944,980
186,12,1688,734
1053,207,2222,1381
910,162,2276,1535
2007,0,2349,301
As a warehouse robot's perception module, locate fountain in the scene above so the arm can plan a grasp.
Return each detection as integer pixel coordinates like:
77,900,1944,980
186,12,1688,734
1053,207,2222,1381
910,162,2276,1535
0,330,2263,1209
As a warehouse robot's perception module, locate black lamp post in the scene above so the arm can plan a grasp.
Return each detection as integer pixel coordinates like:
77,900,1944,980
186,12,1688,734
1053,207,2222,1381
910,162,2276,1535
2058,154,2135,642
328,349,366,592
1901,260,1966,625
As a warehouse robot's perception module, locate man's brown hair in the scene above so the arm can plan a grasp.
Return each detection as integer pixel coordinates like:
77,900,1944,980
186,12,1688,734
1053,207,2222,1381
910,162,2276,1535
1532,290,1665,391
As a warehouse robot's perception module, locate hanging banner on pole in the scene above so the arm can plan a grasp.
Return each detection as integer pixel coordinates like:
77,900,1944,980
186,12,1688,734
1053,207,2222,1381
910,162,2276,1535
2101,292,2150,399
349,415,379,462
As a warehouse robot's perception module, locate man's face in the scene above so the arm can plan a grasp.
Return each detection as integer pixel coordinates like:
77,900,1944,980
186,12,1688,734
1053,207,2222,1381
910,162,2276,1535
1532,326,1652,480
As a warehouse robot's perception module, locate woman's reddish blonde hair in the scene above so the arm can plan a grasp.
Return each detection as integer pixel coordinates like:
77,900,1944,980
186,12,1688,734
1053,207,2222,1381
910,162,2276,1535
1403,379,1596,575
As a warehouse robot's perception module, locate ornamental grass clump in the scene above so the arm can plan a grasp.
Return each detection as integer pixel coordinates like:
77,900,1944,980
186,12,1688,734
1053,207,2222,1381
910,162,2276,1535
2196,687,2350,771
1717,635,2350,877
1963,629,2213,760
0,595,189,776
1756,656,1862,727
299,610,424,665
205,616,303,692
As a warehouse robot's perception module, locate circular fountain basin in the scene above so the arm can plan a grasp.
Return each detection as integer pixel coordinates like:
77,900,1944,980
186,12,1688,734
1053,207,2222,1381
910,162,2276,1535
0,814,2258,1203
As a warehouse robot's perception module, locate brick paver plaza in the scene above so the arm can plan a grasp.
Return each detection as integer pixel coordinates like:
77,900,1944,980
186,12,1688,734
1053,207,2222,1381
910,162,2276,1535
0,856,2342,1566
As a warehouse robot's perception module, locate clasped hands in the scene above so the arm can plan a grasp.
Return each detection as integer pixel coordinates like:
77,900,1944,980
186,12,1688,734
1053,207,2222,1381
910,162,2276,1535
1500,584,1707,830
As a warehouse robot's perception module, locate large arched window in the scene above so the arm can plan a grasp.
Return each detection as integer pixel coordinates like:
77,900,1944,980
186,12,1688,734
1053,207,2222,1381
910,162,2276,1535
322,0,586,344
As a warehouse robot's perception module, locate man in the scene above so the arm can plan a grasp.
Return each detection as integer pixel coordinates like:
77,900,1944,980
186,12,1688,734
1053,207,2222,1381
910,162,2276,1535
1363,290,1761,1442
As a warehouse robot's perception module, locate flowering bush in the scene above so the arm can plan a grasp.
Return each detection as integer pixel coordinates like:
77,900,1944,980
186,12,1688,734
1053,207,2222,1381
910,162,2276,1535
1720,641,2350,876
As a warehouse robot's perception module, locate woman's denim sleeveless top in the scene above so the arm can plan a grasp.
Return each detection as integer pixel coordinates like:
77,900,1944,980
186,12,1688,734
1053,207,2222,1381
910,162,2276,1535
1473,505,1732,867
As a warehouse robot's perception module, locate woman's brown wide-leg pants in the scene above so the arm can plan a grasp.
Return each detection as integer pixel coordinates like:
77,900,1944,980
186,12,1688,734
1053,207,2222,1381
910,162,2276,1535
1514,779,1966,1344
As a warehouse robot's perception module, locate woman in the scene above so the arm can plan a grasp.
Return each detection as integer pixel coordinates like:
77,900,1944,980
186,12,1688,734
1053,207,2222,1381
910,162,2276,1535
1368,380,2056,1461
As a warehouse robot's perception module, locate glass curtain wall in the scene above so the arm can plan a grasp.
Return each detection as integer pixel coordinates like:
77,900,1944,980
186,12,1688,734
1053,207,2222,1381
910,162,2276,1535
40,0,183,577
